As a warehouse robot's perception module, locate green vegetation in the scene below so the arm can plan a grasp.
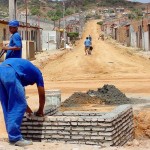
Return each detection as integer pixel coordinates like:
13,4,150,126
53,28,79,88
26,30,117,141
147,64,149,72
97,21,103,25
128,8,143,20
0,0,146,21
98,0,127,7
30,7,41,16
67,32,79,39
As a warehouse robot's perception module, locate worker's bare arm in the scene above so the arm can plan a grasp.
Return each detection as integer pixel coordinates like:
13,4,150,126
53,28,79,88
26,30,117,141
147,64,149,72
2,46,21,50
35,86,45,117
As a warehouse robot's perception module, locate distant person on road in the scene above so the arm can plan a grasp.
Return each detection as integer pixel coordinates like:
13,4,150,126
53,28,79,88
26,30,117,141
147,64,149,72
84,37,91,55
88,35,92,42
0,58,45,146
98,32,104,41
2,20,22,59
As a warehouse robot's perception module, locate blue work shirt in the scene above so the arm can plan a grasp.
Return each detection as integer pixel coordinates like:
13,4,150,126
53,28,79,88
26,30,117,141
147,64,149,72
2,58,44,87
6,32,22,59
84,39,91,47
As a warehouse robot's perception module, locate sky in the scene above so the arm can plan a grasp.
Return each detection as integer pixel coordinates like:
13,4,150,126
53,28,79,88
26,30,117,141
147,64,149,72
128,0,150,3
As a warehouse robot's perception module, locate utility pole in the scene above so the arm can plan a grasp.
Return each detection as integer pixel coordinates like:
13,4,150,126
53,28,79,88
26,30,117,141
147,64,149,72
25,0,28,40
9,0,17,20
25,0,28,58
63,1,66,49
147,5,149,18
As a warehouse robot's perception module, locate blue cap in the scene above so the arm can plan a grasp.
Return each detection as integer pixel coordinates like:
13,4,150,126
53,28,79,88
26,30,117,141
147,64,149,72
8,20,19,27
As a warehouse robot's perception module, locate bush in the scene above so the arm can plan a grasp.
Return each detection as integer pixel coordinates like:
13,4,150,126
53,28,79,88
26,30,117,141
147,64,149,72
67,32,79,40
97,21,103,25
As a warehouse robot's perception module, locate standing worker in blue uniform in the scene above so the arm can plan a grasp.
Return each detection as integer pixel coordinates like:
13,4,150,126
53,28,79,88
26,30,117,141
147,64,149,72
0,58,45,146
2,20,22,59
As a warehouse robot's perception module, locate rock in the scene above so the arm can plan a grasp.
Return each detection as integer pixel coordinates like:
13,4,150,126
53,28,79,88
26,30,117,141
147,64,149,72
126,141,133,146
132,139,140,146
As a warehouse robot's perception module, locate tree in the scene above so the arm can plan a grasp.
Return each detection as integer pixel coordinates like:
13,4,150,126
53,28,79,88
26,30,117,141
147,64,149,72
30,7,40,16
51,15,60,28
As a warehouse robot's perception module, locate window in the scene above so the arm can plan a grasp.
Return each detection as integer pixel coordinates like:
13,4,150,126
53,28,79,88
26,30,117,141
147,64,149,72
3,28,6,40
126,29,129,37
31,30,34,40
139,26,142,39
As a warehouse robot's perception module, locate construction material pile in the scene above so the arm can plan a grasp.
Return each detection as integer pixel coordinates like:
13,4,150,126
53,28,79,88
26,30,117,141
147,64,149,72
61,84,131,107
61,92,103,107
87,84,131,105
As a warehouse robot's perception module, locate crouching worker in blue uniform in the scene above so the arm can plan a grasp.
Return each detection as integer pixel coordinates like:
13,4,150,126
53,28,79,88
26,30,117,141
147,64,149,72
0,58,45,146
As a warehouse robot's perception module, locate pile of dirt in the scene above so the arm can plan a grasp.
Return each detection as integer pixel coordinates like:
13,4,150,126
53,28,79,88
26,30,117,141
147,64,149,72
87,84,131,105
61,92,103,107
134,109,150,139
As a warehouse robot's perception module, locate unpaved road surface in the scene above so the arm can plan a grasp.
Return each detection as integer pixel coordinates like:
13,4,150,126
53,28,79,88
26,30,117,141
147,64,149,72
0,20,150,149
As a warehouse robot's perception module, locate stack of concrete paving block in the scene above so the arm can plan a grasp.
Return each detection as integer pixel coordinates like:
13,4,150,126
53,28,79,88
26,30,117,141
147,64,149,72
21,104,134,146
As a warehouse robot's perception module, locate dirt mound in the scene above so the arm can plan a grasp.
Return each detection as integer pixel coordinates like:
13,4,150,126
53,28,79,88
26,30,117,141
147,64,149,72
87,84,131,105
61,92,103,107
134,109,150,139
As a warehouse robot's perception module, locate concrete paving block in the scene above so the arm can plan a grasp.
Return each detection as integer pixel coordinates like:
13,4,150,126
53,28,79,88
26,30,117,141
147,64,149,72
52,135,64,139
78,122,91,126
32,122,43,125
48,116,57,121
65,127,71,130
58,122,70,126
97,122,113,127
71,131,79,135
45,130,58,134
97,117,105,121
51,126,60,129
91,136,104,140
91,117,98,121
91,122,98,126
63,117,71,122
79,131,92,135
86,141,99,145
71,135,84,140
71,122,78,126
72,127,85,131
84,127,92,131
58,130,70,135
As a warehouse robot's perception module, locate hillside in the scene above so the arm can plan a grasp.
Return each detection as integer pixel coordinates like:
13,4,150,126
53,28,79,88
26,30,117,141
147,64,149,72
0,0,147,20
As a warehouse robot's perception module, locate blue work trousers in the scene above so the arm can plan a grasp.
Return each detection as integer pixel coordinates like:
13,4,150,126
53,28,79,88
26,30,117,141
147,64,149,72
0,65,27,142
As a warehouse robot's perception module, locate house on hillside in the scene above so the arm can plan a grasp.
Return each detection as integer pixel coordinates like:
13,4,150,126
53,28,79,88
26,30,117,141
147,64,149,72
102,21,114,36
116,8,124,13
141,18,150,51
130,19,150,51
117,22,130,46
102,17,150,51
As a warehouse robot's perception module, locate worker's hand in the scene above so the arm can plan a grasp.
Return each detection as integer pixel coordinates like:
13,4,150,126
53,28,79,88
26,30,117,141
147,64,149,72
35,109,44,117
2,46,9,50
26,105,33,114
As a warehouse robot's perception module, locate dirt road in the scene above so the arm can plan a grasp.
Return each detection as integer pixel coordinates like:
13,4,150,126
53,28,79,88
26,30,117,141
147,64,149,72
41,20,150,97
0,20,150,149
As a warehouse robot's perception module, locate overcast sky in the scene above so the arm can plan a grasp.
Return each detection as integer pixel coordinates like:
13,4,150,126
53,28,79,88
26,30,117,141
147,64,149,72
128,0,150,3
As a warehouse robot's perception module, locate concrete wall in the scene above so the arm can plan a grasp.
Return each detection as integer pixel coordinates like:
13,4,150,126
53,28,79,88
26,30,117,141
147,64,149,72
21,104,134,147
130,25,137,48
22,40,35,60
143,31,149,51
